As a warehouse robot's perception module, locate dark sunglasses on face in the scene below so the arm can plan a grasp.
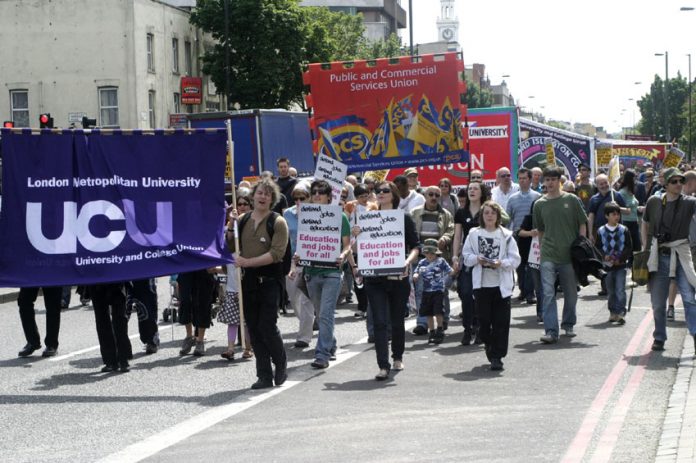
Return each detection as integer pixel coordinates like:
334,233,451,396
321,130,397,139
427,192,441,198
293,196,307,201
669,178,685,185
499,173,511,178
237,202,250,207
340,195,348,200
311,189,329,195
376,187,392,194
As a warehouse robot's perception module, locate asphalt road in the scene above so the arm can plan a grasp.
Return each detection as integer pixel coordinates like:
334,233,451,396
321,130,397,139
0,278,688,463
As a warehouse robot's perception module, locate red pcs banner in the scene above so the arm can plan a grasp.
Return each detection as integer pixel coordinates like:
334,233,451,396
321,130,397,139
303,53,467,173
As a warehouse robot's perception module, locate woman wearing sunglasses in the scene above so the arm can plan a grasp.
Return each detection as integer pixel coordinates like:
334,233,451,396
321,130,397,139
353,181,420,381
302,180,353,369
284,183,316,349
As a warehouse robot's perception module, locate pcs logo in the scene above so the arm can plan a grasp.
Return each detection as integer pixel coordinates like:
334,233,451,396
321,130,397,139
318,124,372,161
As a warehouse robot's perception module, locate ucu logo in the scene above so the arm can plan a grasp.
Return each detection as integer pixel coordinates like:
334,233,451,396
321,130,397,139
26,200,173,254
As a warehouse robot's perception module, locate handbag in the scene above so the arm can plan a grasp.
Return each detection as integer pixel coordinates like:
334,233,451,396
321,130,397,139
632,250,649,286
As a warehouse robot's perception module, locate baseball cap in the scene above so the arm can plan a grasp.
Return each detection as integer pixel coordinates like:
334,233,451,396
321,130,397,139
404,167,418,177
663,167,685,184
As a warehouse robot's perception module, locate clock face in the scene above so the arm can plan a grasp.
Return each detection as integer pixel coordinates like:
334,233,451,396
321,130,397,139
442,28,454,41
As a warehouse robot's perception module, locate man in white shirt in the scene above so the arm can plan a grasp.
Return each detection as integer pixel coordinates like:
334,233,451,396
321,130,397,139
491,167,519,210
395,175,425,214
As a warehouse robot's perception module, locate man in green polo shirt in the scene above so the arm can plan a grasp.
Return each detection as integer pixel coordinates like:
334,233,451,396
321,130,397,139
534,166,588,344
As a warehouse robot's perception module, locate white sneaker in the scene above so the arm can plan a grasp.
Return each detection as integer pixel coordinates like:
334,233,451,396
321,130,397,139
563,328,577,338
540,334,557,344
393,360,404,371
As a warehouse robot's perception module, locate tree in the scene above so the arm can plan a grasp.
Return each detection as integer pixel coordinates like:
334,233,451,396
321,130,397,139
637,73,688,143
463,74,492,108
190,0,307,109
190,1,366,110
356,33,404,60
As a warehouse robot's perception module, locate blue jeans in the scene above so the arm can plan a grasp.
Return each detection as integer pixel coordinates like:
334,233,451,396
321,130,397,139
306,273,341,362
650,253,696,341
604,268,627,315
541,261,578,338
415,274,452,328
365,278,409,370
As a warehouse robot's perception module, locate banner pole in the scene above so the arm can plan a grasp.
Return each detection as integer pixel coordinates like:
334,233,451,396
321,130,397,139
225,119,248,351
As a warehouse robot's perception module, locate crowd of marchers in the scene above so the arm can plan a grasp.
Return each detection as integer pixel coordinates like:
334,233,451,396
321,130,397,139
15,157,696,388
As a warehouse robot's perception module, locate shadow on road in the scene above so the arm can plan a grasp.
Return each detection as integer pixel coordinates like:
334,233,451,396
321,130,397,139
514,339,598,354
322,378,397,391
444,364,503,381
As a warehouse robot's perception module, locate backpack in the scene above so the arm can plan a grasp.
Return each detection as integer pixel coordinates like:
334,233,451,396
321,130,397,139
238,211,292,277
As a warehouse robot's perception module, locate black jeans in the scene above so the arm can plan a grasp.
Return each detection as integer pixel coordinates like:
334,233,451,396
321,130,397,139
365,277,409,370
243,279,287,381
91,284,132,366
474,287,511,360
457,268,478,333
18,286,62,349
128,279,159,345
177,270,216,329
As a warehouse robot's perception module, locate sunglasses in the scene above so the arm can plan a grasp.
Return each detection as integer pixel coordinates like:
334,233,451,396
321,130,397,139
292,196,308,201
311,189,330,195
340,195,348,200
237,202,250,207
427,192,441,198
499,174,511,178
669,178,685,185
375,187,392,194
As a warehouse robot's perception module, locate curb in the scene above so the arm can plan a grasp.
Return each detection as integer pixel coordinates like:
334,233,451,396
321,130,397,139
655,332,696,462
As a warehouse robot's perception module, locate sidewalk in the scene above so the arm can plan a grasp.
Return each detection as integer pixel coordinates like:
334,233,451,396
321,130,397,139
656,332,696,462
0,287,19,304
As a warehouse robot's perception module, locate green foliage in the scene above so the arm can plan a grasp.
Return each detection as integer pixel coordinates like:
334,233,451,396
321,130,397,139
637,73,689,143
190,0,307,109
356,34,405,60
303,7,366,63
463,74,492,108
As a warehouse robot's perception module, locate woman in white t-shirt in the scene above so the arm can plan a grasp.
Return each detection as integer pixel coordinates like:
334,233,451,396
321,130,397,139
462,200,520,371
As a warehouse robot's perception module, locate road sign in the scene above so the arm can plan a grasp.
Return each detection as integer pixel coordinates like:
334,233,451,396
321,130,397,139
68,112,87,123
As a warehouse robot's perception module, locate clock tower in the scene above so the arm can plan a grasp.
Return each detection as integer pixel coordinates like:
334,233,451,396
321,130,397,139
437,0,459,43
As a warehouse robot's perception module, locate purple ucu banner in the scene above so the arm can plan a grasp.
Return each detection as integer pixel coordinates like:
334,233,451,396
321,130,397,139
0,129,232,287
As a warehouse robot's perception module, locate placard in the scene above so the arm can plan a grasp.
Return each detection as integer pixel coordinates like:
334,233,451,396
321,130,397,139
545,137,555,167
528,236,540,269
356,209,405,276
596,142,613,167
314,153,347,205
663,147,685,168
297,203,343,268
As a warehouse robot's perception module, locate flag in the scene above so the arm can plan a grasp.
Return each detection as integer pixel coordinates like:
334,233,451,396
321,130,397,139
607,155,621,186
319,126,342,161
407,95,441,148
368,98,400,158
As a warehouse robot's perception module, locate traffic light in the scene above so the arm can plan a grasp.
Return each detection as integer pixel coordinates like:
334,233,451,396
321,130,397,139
39,113,54,128
2,121,13,128
82,116,97,129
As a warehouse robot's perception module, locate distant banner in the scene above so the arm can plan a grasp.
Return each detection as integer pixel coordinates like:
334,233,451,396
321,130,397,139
519,118,593,180
304,53,467,173
0,129,231,287
386,107,518,190
608,143,667,170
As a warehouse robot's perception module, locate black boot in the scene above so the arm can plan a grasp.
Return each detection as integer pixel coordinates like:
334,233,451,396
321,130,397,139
461,330,472,345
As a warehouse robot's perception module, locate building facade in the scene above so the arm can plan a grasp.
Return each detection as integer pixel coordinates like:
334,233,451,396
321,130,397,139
299,0,407,41
437,0,458,43
0,0,220,129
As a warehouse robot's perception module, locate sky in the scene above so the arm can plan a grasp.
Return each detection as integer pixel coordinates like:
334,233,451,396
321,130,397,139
400,0,696,133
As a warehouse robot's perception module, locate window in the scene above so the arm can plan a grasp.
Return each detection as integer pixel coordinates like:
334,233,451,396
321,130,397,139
9,90,29,127
147,33,155,72
173,93,181,114
98,87,119,128
172,38,179,73
148,91,156,128
184,40,192,75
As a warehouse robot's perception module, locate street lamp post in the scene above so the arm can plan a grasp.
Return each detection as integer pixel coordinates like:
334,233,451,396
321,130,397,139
655,52,670,142
409,0,414,56
528,95,535,121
